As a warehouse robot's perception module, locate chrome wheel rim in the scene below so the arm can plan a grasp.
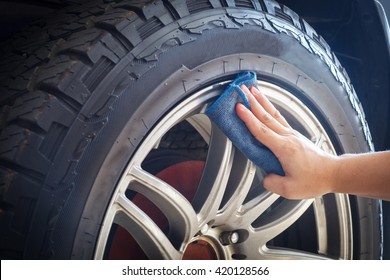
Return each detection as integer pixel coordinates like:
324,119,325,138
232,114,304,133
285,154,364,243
94,80,353,260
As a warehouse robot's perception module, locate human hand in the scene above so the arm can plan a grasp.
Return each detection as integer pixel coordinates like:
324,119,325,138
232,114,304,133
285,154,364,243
235,85,338,199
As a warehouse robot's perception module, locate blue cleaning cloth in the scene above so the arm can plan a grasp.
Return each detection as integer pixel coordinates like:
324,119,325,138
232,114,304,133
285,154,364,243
205,71,285,176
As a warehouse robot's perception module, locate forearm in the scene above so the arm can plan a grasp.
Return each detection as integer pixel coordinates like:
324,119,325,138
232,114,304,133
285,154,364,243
331,151,390,200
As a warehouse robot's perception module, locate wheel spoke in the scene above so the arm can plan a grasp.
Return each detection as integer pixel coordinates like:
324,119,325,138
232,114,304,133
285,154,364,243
192,125,234,226
258,246,331,260
250,199,313,244
128,166,199,250
313,197,328,255
239,192,280,225
235,200,314,259
233,243,331,260
215,155,256,224
114,193,182,259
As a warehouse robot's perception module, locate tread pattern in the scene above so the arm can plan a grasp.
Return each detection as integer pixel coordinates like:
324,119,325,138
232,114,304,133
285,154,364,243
0,0,375,259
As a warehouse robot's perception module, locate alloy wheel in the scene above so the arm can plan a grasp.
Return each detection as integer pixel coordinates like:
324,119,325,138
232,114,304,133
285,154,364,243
95,80,353,260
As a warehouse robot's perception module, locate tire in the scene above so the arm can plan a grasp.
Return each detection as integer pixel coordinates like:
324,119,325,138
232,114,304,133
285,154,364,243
0,0,382,259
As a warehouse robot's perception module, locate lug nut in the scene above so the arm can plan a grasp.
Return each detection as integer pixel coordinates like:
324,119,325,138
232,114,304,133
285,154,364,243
220,231,239,245
230,232,239,244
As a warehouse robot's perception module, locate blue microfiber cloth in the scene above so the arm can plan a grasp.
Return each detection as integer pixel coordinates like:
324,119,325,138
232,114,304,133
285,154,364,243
205,71,285,176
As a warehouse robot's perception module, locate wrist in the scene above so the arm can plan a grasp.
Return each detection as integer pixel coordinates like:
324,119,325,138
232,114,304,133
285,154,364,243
326,153,357,195
322,153,341,195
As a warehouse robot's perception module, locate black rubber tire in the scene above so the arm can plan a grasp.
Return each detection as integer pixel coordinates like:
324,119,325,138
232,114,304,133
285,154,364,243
0,0,382,259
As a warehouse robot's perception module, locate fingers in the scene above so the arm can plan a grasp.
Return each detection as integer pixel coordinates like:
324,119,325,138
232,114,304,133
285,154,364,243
241,85,287,134
240,85,291,135
263,174,286,193
236,103,284,151
249,86,290,128
263,174,299,200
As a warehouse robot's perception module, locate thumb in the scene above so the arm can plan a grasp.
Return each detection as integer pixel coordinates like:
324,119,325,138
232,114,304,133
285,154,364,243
263,173,291,198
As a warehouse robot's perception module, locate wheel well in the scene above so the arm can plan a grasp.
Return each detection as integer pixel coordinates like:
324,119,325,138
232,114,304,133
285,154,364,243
279,0,390,150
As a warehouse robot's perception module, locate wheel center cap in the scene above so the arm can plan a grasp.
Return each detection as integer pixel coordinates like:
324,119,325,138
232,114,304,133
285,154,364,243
182,237,221,260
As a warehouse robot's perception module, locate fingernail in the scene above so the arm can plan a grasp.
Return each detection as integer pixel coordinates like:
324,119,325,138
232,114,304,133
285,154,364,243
240,84,249,93
250,86,261,96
